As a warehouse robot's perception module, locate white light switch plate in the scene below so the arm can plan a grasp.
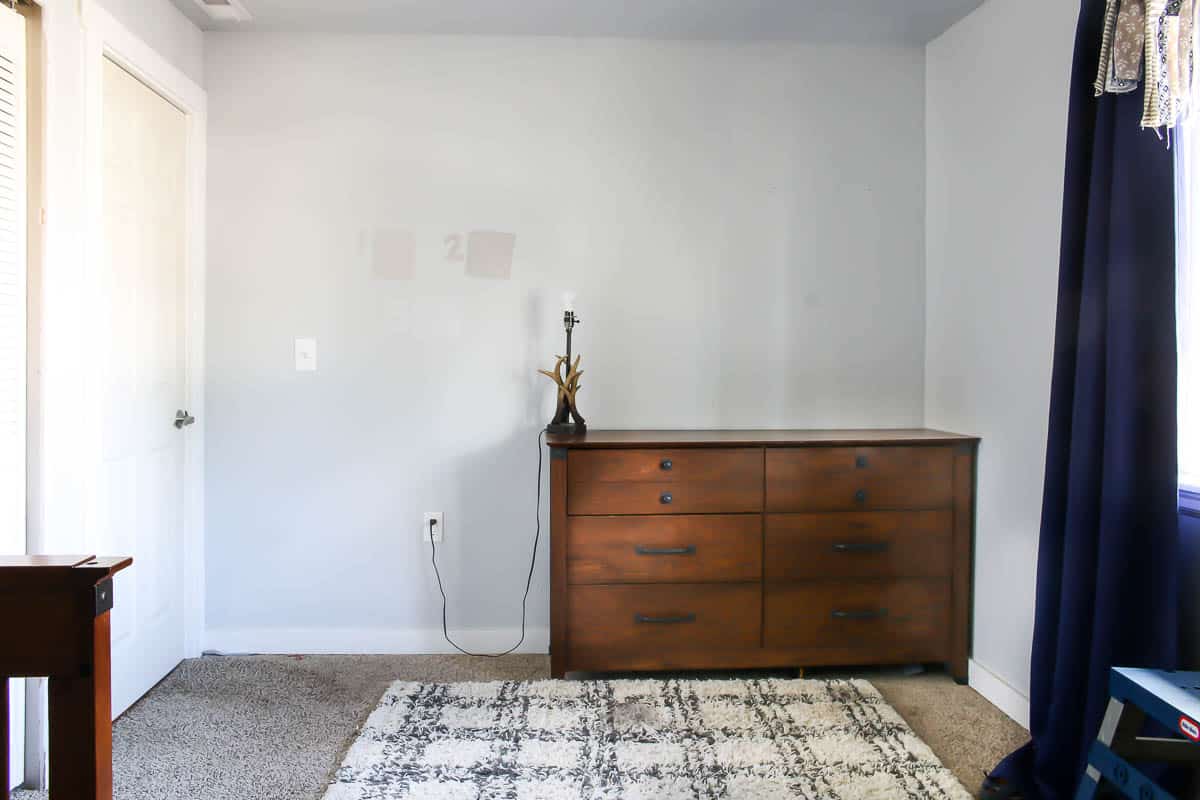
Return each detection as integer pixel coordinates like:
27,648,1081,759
295,338,317,372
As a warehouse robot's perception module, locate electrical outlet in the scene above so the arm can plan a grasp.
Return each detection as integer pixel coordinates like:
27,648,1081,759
422,512,444,542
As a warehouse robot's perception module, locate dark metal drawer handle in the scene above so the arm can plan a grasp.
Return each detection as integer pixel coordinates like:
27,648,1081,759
635,613,697,625
635,545,696,556
855,455,869,468
660,458,673,471
854,489,868,503
831,542,890,554
660,492,673,504
831,609,889,621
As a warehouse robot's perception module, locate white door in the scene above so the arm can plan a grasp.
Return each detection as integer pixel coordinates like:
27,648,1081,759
93,56,189,717
0,6,27,789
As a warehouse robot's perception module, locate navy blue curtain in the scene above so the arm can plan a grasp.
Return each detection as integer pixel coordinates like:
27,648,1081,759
988,0,1180,798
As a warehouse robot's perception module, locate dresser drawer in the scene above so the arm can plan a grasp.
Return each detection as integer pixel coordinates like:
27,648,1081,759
568,584,761,654
568,449,762,515
765,511,952,580
569,448,761,483
764,580,949,653
568,515,761,584
765,447,953,511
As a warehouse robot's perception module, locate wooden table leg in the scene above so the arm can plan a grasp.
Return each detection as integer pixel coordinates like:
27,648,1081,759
2,676,10,800
48,613,112,800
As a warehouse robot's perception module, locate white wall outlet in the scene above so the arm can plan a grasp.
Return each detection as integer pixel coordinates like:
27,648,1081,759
422,512,444,542
295,338,318,372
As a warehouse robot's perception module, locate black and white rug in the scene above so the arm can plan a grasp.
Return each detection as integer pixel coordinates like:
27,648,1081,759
322,678,971,799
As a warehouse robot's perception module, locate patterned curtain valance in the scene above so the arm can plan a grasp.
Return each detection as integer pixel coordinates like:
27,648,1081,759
1096,0,1197,130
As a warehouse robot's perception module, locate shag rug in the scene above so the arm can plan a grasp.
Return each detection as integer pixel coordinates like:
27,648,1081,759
322,678,971,799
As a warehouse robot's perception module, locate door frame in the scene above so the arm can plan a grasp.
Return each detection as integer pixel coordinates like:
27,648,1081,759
79,0,207,659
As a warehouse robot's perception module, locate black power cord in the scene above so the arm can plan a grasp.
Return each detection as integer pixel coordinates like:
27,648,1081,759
428,429,545,657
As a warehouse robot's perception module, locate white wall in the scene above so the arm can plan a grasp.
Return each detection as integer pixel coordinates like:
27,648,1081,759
203,34,928,652
925,0,1078,725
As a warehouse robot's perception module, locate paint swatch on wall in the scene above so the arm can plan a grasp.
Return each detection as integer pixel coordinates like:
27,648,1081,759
371,228,416,281
465,231,515,280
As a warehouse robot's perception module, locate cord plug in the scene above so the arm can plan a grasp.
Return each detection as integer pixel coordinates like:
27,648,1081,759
423,512,444,542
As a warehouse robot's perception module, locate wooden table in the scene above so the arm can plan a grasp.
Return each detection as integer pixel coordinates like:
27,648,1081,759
0,555,132,800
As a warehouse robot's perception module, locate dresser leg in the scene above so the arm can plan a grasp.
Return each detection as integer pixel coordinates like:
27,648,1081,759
949,660,968,685
550,655,566,680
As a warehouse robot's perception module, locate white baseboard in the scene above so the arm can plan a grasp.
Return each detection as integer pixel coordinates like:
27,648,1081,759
204,626,550,657
969,658,1031,730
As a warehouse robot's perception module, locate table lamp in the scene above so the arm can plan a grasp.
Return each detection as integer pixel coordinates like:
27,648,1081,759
540,294,587,434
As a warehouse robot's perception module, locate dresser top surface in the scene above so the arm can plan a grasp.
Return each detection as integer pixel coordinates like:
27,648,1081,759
545,428,980,449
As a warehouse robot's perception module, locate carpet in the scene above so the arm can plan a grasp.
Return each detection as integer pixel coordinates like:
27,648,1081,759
323,677,972,799
10,656,1027,799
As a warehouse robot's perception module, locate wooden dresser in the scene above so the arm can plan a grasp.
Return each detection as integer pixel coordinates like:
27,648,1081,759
546,430,978,682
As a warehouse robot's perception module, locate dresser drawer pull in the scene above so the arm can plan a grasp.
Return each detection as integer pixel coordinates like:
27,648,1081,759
635,545,696,556
660,458,673,471
660,492,674,504
831,609,889,621
831,542,890,554
635,613,697,625
855,455,869,468
854,489,868,504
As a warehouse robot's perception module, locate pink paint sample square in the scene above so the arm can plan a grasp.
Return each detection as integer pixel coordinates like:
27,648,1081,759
372,228,416,281
465,231,515,280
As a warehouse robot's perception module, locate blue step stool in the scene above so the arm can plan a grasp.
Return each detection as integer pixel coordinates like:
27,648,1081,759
1075,668,1200,800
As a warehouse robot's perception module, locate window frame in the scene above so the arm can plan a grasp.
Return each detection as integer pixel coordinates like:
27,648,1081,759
1183,487,1200,517
1179,111,1199,507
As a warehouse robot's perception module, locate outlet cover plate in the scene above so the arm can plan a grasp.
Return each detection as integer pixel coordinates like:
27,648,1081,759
422,512,444,542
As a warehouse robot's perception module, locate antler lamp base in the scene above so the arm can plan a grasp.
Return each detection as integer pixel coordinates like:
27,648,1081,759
540,306,587,435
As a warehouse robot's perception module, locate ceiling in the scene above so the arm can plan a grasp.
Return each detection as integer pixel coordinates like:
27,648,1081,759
174,0,986,45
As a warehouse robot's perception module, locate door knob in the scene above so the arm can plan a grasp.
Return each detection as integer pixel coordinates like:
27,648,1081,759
174,410,196,429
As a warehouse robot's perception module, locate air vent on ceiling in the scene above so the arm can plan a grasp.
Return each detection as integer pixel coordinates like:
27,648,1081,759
192,0,252,22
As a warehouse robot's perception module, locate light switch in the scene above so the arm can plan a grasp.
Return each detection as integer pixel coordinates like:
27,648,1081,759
295,338,317,372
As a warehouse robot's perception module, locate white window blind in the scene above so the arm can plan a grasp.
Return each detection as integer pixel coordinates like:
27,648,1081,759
0,6,26,553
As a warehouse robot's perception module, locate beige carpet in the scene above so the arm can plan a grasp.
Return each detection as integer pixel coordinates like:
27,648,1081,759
868,669,1030,795
13,655,1028,799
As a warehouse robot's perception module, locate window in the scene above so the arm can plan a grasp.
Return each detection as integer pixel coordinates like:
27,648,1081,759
1181,117,1200,500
